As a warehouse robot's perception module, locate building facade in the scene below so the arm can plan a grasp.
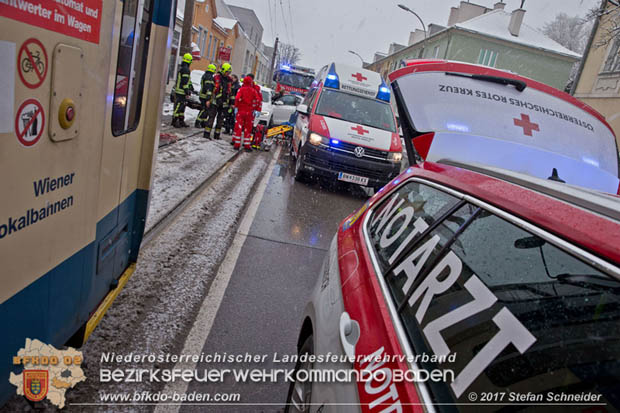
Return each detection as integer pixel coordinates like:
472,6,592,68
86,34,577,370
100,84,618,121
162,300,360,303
169,1,274,87
367,1,580,90
573,0,620,149
190,0,238,72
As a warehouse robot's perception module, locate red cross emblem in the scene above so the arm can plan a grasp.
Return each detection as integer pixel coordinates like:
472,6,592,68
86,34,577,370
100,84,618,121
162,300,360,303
351,72,367,82
351,125,369,135
513,113,540,137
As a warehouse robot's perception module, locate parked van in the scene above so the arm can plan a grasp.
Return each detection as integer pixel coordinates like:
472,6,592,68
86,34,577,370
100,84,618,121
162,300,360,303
291,62,402,190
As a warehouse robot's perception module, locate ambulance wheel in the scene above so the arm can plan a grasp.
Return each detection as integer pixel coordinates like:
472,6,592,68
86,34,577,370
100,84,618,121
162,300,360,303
285,335,313,413
294,151,308,182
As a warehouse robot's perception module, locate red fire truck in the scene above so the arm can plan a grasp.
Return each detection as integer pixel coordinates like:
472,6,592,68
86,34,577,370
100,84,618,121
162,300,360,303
273,64,316,95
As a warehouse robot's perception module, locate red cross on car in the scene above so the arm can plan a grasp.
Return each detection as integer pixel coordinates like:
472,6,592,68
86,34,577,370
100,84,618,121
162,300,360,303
513,113,540,137
351,125,369,135
351,72,368,82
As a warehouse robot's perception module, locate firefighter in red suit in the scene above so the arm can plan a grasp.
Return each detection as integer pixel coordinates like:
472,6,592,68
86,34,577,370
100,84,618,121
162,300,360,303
233,76,260,151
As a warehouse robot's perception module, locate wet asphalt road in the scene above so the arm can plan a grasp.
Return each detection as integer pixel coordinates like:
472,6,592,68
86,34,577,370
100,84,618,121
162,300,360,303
181,147,368,412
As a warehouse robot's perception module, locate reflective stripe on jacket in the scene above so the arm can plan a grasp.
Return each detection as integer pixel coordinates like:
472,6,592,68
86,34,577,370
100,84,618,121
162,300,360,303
175,62,191,95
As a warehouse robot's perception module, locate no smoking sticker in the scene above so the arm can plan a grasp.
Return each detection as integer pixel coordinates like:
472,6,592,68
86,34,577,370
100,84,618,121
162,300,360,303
15,99,45,147
17,38,48,89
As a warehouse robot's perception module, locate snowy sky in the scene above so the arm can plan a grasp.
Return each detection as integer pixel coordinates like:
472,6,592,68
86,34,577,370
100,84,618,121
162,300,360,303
223,0,599,69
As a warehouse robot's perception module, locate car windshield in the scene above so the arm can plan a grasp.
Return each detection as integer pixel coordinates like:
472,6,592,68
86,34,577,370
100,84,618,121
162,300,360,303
276,72,314,89
315,89,396,132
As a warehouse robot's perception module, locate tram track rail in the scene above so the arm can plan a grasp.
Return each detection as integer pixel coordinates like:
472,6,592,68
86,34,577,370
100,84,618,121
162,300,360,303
142,148,243,246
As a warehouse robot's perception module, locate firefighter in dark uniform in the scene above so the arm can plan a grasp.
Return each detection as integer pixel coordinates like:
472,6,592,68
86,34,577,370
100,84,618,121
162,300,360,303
172,53,194,128
204,62,233,140
195,64,216,128
224,74,240,134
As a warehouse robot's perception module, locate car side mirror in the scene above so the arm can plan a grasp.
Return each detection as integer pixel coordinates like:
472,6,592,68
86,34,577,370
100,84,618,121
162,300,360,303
296,104,308,114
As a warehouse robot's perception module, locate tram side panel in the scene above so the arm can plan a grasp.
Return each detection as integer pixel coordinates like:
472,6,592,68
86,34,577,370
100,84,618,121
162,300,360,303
0,4,117,403
0,0,174,405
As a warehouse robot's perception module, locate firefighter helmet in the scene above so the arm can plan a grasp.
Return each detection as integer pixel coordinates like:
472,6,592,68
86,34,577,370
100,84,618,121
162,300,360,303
182,53,193,64
207,64,217,72
221,62,232,73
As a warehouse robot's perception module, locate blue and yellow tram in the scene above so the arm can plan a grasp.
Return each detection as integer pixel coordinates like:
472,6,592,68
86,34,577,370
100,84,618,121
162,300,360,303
0,0,175,404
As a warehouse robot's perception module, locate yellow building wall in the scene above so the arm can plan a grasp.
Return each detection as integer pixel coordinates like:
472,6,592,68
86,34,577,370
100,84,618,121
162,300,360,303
189,0,236,72
574,2,620,151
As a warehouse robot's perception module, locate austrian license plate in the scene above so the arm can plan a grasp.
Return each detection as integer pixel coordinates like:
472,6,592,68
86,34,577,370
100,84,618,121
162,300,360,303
338,172,369,186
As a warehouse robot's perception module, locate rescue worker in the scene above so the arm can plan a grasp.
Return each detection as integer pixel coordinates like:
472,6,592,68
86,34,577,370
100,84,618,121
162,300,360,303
195,64,216,128
224,74,240,134
204,62,233,140
172,53,194,128
233,76,260,151
247,74,264,149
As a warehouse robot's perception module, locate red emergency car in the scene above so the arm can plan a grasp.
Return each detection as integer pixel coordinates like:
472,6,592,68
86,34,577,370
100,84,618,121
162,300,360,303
286,61,620,412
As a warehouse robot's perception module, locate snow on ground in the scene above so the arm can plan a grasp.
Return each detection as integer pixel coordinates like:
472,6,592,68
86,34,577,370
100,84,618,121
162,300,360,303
161,101,199,123
4,152,272,412
146,134,236,232
73,153,270,412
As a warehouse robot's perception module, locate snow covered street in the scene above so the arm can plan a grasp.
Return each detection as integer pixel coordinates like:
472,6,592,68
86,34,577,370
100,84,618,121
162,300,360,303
146,134,237,232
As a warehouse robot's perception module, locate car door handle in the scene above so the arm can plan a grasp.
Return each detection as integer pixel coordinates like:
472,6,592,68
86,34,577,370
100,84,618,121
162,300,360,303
339,312,361,359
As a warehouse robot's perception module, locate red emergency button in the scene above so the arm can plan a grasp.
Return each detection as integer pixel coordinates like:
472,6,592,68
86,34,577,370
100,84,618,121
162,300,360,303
58,98,76,129
66,106,75,122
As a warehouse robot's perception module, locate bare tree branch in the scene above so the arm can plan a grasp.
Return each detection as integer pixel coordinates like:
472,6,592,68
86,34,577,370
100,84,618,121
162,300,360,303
276,43,302,67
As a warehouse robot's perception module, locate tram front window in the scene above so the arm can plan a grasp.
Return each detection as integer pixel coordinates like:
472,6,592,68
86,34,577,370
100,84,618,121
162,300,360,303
112,0,153,135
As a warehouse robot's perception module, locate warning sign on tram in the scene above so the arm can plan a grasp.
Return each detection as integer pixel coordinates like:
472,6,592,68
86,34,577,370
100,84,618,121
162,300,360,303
15,99,45,147
0,0,102,44
17,38,48,89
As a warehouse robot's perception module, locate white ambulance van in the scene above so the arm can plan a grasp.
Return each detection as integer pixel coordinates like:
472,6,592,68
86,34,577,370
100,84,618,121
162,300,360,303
291,62,403,190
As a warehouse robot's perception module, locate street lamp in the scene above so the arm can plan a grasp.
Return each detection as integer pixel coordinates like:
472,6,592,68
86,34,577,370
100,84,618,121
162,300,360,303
397,4,427,58
348,50,364,67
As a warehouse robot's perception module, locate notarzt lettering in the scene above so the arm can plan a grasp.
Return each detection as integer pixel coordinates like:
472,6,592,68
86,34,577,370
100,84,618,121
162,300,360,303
370,191,537,398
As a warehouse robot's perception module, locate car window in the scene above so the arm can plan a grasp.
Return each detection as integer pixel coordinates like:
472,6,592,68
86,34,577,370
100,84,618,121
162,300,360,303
301,88,318,110
261,90,271,103
367,182,461,274
366,185,620,408
278,95,298,106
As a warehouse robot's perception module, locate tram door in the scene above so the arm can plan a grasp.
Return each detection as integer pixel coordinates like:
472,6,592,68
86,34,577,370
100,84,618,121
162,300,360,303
90,0,150,320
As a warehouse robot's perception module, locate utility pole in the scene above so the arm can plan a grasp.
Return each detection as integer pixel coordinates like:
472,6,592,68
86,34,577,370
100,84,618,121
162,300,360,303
180,0,196,55
267,37,279,88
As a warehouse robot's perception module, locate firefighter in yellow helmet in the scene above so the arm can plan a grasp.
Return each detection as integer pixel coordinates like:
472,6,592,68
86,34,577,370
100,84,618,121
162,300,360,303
195,64,217,128
204,62,233,140
172,53,194,128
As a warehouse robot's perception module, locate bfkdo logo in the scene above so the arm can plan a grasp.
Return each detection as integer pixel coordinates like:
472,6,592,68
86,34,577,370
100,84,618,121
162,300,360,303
23,370,48,402
10,339,86,409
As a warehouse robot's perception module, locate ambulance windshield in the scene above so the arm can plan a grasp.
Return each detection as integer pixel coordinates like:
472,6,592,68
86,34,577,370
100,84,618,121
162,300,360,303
316,89,396,132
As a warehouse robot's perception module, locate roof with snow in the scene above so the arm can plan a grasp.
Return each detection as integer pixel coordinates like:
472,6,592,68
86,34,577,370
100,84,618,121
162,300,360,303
454,10,581,59
213,16,237,30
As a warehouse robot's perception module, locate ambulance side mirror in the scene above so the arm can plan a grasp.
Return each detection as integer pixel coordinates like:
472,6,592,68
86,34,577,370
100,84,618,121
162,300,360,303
296,104,309,115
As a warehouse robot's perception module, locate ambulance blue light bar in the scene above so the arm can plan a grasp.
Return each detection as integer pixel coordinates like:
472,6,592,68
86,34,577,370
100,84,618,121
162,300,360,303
325,63,340,89
377,79,391,102
281,64,291,71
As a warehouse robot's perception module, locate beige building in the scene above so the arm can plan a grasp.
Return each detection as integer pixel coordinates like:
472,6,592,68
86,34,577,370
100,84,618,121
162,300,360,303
573,0,620,150
367,1,580,90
